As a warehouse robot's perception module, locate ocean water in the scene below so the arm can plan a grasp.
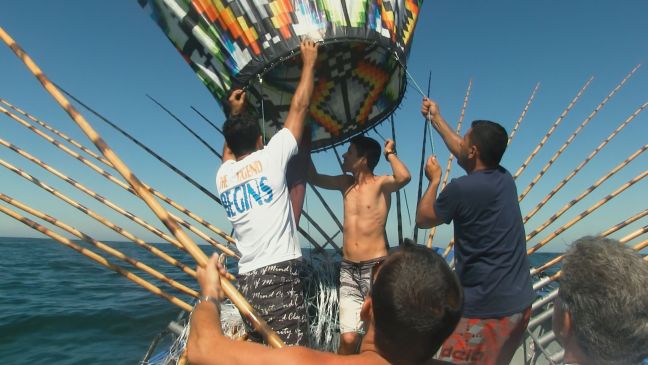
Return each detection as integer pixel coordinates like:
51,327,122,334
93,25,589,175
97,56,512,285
0,236,559,365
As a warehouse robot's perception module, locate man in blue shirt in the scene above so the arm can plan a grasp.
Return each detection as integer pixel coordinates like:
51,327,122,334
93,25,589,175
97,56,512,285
416,98,535,365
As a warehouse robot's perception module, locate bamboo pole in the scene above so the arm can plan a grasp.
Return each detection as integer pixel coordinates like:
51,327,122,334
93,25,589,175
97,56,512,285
547,238,648,284
0,203,194,312
0,105,237,249
618,224,648,244
527,169,648,255
50,88,238,245
427,79,472,248
0,157,196,277
1,137,238,258
600,208,648,237
523,102,648,223
0,27,284,347
0,194,199,298
1,138,183,250
518,65,641,202
525,144,647,243
513,77,594,180
391,115,404,246
413,71,432,242
0,97,112,166
147,94,222,159
508,82,541,145
531,209,648,275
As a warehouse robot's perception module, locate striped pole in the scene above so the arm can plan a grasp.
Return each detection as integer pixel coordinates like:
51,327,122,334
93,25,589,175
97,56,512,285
525,144,647,243
0,26,284,347
518,65,641,202
0,194,199,297
523,102,648,223
508,82,540,145
513,77,594,180
531,209,648,275
527,168,648,255
0,104,237,247
0,204,194,312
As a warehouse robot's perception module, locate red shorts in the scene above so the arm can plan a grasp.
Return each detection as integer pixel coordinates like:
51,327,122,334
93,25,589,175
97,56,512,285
438,307,531,365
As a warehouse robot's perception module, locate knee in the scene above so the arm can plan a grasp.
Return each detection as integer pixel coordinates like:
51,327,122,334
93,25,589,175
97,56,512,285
341,332,360,345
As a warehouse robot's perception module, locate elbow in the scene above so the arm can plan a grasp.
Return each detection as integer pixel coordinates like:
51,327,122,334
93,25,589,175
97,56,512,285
415,216,431,229
415,209,434,229
186,341,206,365
401,174,412,186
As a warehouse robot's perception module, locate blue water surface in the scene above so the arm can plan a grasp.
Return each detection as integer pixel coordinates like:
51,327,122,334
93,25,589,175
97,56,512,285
0,236,559,365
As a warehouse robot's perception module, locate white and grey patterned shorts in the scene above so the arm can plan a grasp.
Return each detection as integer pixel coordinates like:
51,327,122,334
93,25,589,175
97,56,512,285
237,259,308,346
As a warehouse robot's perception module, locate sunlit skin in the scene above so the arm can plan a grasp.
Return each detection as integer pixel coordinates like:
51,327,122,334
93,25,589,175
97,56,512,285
308,138,411,353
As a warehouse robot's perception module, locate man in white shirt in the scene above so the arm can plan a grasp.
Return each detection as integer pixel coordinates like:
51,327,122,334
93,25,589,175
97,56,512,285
216,40,318,345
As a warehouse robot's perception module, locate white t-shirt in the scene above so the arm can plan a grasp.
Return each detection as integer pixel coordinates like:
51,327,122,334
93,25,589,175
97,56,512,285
216,128,302,273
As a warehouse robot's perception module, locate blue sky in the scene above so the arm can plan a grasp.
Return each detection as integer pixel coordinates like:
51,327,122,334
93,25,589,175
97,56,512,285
1,1,646,253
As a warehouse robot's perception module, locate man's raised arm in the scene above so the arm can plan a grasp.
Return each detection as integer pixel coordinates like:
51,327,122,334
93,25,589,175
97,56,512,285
416,155,443,228
421,98,462,158
284,40,318,143
307,158,352,192
381,139,411,192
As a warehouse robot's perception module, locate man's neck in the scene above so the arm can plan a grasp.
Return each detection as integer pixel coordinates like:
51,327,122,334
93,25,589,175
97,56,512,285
353,168,374,184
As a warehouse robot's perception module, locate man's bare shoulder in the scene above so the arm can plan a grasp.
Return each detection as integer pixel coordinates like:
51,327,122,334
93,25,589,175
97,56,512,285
276,347,388,365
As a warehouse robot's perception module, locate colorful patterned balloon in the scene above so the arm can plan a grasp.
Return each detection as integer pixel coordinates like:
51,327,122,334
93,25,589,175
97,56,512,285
139,0,423,151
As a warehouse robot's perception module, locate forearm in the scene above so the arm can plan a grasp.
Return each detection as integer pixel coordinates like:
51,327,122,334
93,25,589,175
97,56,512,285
429,113,462,157
284,66,315,141
416,180,441,228
387,154,411,186
187,300,229,365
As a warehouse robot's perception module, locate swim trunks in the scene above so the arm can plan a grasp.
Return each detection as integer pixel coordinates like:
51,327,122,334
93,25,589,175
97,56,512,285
438,307,532,365
339,256,386,334
237,258,308,346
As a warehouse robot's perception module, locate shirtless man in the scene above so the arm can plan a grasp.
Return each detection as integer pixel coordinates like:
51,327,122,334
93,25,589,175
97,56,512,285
188,242,462,365
308,136,411,354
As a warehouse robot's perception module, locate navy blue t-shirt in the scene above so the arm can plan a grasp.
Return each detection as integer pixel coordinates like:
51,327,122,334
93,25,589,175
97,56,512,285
434,167,535,317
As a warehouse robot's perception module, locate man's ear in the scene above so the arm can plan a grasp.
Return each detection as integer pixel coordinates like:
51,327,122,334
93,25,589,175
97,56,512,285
468,144,478,159
360,297,373,323
553,302,573,345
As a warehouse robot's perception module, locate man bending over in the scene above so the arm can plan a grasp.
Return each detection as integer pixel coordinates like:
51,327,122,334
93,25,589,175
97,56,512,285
188,242,462,365
308,136,411,353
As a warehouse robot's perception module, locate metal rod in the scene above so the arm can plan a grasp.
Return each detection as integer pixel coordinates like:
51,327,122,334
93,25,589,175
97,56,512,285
391,115,404,246
147,94,222,158
413,71,432,242
429,78,472,248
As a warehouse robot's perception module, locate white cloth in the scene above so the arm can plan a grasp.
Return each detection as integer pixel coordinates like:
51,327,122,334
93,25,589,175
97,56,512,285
216,128,302,273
